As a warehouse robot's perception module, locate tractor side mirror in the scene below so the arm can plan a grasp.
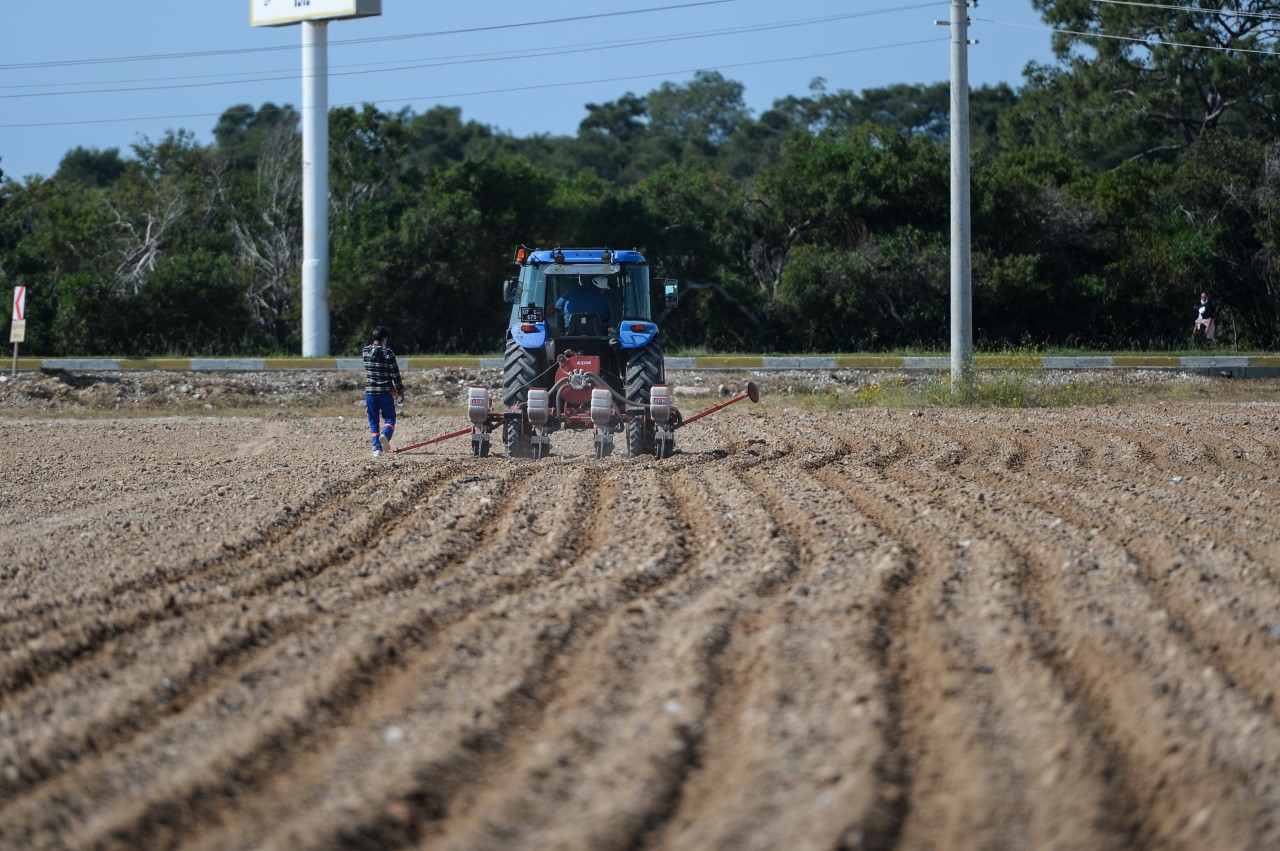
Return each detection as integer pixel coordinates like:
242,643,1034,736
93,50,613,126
503,277,520,304
663,279,679,309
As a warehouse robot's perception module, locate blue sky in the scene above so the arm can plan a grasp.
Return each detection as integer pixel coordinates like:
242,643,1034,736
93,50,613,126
0,1,1058,180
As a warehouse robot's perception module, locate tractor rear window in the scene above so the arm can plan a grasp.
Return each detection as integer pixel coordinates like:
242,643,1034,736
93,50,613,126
509,263,652,325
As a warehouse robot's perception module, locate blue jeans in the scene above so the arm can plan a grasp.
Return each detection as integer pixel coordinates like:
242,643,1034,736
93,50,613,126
366,393,397,448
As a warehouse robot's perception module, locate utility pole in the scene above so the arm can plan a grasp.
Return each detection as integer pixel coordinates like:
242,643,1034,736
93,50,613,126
941,0,976,390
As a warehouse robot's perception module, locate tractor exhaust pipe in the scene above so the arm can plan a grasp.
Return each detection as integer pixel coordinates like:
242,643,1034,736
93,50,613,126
675,381,760,429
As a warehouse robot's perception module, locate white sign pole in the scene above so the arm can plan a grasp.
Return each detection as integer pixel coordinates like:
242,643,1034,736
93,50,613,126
252,1,380,357
301,20,330,358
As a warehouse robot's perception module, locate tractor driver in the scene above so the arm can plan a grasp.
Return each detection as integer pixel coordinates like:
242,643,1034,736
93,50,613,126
551,275,612,330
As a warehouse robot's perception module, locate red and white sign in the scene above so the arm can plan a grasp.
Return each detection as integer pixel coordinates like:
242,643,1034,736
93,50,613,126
9,286,24,344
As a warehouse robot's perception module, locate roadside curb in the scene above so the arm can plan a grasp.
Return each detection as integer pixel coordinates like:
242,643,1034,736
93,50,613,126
13,354,1280,377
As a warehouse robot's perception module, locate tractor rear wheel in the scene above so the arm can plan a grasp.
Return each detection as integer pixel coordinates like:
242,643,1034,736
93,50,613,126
503,337,538,458
503,337,538,408
625,344,663,457
626,417,652,458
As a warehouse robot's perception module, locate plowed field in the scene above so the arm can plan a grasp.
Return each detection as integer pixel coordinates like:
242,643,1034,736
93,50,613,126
4,396,1280,850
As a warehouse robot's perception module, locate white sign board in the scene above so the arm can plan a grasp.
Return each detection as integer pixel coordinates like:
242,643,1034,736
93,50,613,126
11,287,25,344
251,0,382,27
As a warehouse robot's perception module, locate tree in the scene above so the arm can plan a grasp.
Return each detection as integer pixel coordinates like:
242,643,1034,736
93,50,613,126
0,176,120,353
214,103,300,171
1019,0,1280,165
648,71,750,146
215,121,302,349
55,147,126,188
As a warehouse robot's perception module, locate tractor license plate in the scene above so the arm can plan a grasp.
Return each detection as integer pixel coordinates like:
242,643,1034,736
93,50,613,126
520,306,544,323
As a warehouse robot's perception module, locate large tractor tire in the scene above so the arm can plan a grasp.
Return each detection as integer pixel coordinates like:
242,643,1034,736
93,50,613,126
504,416,532,459
503,337,538,458
625,343,663,457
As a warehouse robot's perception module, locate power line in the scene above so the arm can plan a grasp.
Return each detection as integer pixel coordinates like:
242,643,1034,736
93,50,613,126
0,4,945,101
977,18,1279,56
0,38,946,130
0,0,738,72
1087,0,1280,22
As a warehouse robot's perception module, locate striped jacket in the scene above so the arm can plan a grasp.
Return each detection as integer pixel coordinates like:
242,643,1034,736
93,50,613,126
362,343,404,396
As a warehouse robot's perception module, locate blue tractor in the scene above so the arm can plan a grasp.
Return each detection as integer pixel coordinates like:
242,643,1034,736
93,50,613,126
499,247,681,459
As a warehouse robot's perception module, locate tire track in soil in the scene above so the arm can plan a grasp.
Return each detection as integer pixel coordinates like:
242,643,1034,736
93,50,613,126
953,420,1280,716
559,414,890,848
797,417,1134,850
0,461,468,696
404,463,740,851
0,463,392,628
45,437,768,849
1045,413,1280,538
7,409,1278,850
979,509,1280,849
0,460,532,798
0,465,552,808
847,415,1280,850
57,455,721,849
451,421,805,851
1067,415,1280,505
418,434,872,851
0,461,549,847
250,437,779,850
647,449,916,851
165,462,621,851
213,461,717,850
618,463,797,851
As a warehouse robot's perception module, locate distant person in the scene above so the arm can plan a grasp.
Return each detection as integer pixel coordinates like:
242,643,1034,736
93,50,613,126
552,276,612,331
363,326,404,458
1194,291,1216,343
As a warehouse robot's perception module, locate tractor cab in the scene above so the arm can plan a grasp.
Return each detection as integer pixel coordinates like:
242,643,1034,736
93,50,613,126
546,270,620,341
504,248,660,356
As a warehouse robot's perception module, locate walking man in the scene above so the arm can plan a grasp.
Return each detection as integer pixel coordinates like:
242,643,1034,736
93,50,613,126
363,326,405,457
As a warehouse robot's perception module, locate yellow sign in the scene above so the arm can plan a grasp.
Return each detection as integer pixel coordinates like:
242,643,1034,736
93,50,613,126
10,319,25,344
